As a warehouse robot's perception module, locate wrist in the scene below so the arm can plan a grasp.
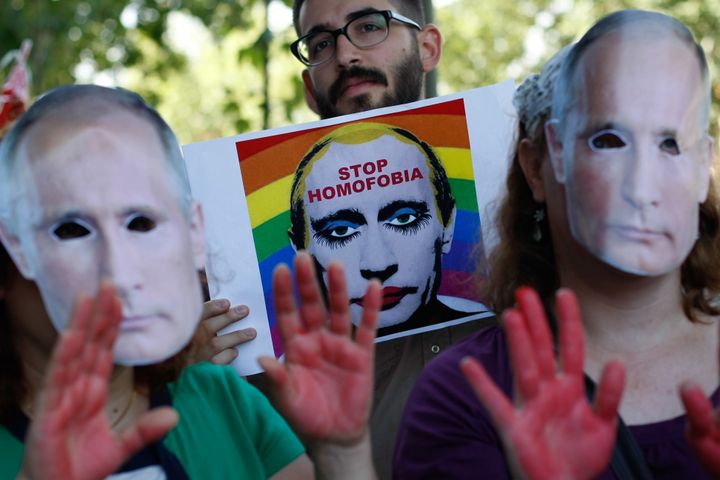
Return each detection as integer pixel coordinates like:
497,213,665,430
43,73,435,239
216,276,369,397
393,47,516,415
308,430,375,480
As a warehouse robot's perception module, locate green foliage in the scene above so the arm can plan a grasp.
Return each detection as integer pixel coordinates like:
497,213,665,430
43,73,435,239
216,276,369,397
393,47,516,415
437,0,720,134
3,1,720,141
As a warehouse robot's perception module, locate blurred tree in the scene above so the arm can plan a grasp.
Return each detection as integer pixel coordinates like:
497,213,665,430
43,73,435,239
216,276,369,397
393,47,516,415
0,0,310,142
436,0,720,134
2,1,720,140
0,0,255,93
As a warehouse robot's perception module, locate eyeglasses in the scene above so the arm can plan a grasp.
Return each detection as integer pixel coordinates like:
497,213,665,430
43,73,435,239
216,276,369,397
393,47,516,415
290,10,421,67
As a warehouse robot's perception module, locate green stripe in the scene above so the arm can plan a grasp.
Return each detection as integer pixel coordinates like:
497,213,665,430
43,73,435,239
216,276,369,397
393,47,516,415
450,178,478,212
253,211,292,262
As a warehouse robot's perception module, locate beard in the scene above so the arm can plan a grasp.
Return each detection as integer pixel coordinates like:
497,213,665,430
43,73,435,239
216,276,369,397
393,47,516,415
314,50,424,119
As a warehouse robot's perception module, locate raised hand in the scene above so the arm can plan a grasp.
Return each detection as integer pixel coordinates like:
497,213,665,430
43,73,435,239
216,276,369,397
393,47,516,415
460,288,625,480
190,299,255,365
681,320,720,478
258,251,381,445
19,283,178,480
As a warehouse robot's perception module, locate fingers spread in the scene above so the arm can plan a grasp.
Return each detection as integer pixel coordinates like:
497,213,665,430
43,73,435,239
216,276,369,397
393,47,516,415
327,262,351,337
681,382,715,435
503,308,540,399
516,287,555,381
355,279,380,350
294,252,327,331
258,356,292,398
594,360,625,423
556,289,584,378
273,263,302,342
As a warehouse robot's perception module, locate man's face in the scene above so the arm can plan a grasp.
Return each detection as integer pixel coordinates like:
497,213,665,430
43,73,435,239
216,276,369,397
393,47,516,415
556,34,711,276
12,111,205,365
299,0,424,118
301,134,453,328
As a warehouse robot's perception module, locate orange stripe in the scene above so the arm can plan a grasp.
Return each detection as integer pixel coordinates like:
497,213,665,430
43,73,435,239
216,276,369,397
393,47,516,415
240,113,470,195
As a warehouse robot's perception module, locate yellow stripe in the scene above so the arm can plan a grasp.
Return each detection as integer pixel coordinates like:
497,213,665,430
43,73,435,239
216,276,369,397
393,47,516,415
246,147,473,229
437,147,473,180
247,175,293,228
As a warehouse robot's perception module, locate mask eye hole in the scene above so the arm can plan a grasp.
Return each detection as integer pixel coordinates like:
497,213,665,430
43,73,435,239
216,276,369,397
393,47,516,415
51,221,92,240
126,214,156,232
660,137,681,156
588,130,627,151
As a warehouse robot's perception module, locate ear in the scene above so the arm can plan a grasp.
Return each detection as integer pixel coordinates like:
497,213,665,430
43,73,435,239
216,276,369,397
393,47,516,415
0,223,34,280
544,119,567,184
188,201,206,270
417,24,442,73
518,138,547,203
302,69,320,116
440,207,456,254
697,134,714,203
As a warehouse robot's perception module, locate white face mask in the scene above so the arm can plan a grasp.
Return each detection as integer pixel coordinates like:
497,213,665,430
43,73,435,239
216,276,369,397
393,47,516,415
8,113,205,365
548,35,711,276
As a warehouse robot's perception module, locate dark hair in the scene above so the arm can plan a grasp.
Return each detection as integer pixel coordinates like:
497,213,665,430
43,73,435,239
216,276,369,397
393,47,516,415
485,11,720,322
482,46,569,312
288,122,454,249
0,245,26,421
292,0,426,36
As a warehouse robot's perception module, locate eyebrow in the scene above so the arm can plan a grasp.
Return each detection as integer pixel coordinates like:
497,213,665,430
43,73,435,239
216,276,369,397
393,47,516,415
655,128,679,138
378,200,429,222
579,120,684,142
39,204,164,227
576,121,620,139
304,8,383,36
310,208,367,232
37,209,91,230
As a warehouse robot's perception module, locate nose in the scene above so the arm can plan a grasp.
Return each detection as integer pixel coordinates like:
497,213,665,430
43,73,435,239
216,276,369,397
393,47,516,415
361,264,398,282
99,230,142,303
621,143,661,210
334,32,361,68
359,225,398,282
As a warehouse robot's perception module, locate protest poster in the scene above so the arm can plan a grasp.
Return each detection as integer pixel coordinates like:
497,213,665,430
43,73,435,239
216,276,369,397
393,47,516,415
184,81,515,374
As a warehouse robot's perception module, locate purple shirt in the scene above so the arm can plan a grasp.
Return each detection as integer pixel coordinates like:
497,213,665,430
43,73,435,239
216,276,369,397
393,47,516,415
394,324,718,479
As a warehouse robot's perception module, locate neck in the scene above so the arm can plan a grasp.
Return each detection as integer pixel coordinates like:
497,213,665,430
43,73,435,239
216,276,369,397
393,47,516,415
556,251,688,353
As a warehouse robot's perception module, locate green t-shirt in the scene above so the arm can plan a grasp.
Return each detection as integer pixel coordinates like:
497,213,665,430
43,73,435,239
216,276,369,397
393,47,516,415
165,362,304,478
0,362,305,479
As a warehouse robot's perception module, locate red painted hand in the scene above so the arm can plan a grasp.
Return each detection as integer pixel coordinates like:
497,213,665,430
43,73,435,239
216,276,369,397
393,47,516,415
19,284,178,480
681,321,720,479
461,288,625,480
259,252,381,445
